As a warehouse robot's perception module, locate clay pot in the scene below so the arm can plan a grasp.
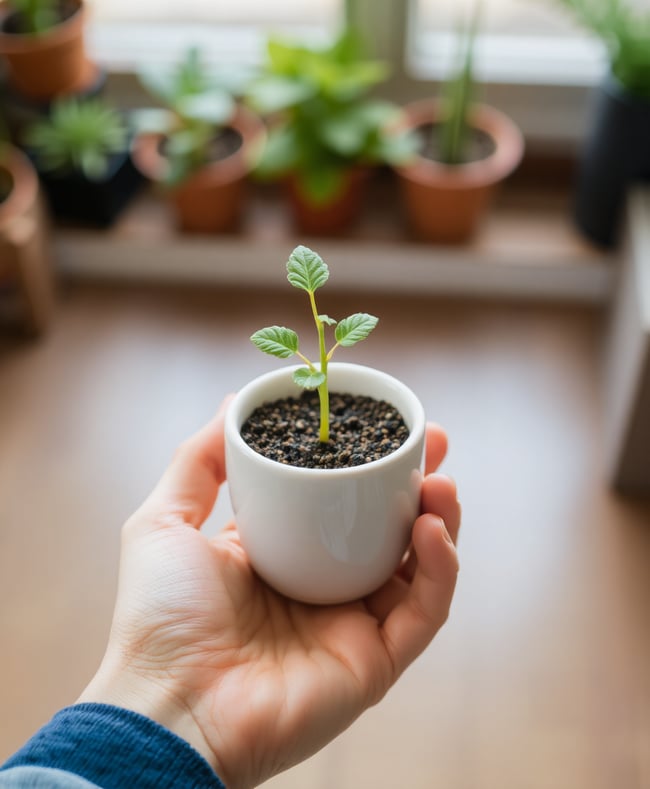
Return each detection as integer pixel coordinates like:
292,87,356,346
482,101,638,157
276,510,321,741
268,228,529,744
394,100,524,243
0,146,54,333
285,168,369,236
131,106,266,234
0,0,91,101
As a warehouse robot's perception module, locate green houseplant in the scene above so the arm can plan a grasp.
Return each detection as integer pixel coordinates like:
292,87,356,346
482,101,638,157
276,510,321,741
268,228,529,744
225,245,426,604
555,0,650,247
131,47,265,233
247,29,412,235
393,6,524,243
24,98,143,226
0,0,92,100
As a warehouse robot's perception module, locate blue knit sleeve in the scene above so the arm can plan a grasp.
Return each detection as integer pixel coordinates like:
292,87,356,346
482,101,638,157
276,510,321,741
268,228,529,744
0,704,226,789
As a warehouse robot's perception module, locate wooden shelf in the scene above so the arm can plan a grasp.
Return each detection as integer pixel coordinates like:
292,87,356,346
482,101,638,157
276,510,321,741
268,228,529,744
53,177,616,303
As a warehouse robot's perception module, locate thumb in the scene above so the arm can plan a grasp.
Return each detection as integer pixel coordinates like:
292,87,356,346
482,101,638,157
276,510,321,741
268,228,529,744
134,395,233,532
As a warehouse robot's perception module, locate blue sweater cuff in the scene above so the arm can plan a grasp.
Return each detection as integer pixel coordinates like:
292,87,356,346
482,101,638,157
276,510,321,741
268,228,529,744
0,703,226,789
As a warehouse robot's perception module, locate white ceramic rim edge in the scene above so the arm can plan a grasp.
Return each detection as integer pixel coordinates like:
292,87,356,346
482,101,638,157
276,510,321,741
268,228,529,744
226,362,426,477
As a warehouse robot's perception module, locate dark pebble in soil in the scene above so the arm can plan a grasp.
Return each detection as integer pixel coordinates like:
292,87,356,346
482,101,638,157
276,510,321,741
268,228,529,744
241,390,410,469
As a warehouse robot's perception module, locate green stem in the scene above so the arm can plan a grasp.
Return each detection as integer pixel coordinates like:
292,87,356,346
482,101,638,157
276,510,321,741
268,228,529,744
309,290,329,442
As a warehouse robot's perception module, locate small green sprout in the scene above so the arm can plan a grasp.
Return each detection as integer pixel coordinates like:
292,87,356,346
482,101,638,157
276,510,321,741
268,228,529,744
251,245,378,443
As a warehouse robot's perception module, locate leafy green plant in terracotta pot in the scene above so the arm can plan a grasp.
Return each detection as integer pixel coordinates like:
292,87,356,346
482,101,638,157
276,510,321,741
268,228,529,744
555,0,650,247
132,47,265,234
247,29,413,236
225,245,426,604
393,7,524,244
23,97,143,226
0,0,94,100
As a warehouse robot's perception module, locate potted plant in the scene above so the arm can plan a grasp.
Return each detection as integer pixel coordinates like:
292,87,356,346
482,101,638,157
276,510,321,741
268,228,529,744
555,0,650,248
247,29,414,236
224,245,426,604
0,0,93,100
0,132,54,333
131,47,265,234
393,8,524,243
23,97,143,227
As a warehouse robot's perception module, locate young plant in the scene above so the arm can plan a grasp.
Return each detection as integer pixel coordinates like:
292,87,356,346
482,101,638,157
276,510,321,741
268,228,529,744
24,99,127,180
251,245,378,443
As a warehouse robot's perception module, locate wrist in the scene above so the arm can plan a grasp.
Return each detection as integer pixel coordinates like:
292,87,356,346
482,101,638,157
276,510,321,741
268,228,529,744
78,660,226,782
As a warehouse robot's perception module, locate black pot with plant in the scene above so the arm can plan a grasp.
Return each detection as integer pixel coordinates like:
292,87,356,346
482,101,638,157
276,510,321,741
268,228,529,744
557,0,650,248
23,97,143,227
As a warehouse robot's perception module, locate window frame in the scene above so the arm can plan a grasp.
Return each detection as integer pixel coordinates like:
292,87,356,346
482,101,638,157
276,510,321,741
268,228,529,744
88,0,607,149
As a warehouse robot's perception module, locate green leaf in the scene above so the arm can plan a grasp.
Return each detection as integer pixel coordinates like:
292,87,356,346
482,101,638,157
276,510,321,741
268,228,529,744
335,313,378,346
250,326,299,358
247,76,316,114
286,246,329,292
318,314,337,326
253,125,299,180
175,91,234,125
293,367,326,390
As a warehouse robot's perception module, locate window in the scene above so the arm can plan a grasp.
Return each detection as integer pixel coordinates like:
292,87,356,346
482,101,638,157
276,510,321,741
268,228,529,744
86,0,604,145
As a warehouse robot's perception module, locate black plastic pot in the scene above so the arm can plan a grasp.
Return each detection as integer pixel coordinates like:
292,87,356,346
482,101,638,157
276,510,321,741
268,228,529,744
35,148,144,227
574,75,650,248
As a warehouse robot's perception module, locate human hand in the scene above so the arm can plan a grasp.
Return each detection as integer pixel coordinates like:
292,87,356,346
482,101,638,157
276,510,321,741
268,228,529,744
79,398,460,789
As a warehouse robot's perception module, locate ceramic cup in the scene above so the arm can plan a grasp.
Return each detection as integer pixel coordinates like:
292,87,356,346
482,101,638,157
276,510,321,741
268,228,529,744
225,363,426,604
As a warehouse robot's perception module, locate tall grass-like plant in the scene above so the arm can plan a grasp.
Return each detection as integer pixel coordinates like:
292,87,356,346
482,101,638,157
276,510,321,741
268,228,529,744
556,0,650,98
437,3,481,165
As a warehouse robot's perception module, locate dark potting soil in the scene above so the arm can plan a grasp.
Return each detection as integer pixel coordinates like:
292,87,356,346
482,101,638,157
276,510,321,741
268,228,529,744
416,122,496,165
241,391,410,470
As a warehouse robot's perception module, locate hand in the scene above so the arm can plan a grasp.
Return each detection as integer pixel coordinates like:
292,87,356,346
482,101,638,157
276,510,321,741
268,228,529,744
80,398,460,789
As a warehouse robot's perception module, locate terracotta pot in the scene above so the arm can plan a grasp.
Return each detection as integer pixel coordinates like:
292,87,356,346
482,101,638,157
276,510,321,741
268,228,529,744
0,146,54,333
0,0,91,101
131,106,266,234
394,100,524,243
285,167,369,236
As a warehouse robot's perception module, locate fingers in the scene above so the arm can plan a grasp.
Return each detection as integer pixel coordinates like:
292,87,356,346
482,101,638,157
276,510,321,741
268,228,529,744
425,423,448,475
379,514,459,679
421,474,461,545
134,396,233,531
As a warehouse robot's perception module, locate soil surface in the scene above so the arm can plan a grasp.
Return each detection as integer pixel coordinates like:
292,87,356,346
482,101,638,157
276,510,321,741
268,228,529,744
416,122,496,165
241,391,410,470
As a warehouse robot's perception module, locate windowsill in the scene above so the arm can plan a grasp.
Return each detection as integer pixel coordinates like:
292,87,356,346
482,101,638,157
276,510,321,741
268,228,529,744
53,177,615,303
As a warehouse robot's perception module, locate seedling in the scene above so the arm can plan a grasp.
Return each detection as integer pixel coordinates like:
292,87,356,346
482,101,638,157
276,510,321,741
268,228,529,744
251,245,378,443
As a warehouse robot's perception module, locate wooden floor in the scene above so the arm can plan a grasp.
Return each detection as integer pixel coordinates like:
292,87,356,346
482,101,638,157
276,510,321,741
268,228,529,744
1,283,649,788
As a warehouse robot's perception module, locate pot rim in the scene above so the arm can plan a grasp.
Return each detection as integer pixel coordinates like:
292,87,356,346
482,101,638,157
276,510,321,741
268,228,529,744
131,105,266,189
394,98,524,189
226,362,426,478
0,145,39,228
0,0,85,51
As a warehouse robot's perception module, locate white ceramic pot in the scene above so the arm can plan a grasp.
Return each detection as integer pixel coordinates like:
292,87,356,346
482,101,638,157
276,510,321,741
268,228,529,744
225,363,426,604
